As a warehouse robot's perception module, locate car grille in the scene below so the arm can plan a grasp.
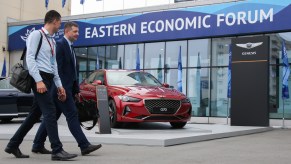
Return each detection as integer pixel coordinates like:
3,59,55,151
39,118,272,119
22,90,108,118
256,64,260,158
144,99,181,114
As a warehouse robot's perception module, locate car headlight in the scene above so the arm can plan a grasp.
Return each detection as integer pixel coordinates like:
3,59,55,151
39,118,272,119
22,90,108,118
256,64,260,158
118,95,141,102
181,98,190,103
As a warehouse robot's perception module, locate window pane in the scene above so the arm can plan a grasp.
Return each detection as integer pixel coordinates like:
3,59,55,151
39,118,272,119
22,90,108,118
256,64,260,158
97,46,105,69
75,48,87,71
124,44,144,69
88,47,97,71
144,42,164,69
210,67,229,117
165,69,186,95
165,41,187,68
211,38,232,67
188,39,210,67
188,68,210,117
105,45,124,69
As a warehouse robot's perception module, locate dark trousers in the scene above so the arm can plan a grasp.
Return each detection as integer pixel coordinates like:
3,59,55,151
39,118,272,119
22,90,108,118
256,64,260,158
6,72,63,154
33,85,90,150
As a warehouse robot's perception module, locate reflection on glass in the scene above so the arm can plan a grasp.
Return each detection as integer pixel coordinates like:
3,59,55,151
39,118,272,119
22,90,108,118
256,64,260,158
187,68,210,117
144,42,164,69
165,69,186,94
210,67,228,117
75,48,87,71
211,38,232,66
124,44,144,69
188,39,210,67
166,41,187,68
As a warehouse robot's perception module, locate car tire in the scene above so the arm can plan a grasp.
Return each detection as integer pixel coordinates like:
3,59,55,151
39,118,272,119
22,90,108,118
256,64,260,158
108,99,123,128
1,118,13,123
170,122,187,128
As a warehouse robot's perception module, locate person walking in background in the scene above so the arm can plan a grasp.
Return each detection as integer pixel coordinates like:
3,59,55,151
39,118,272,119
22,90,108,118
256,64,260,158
4,10,77,161
32,21,102,156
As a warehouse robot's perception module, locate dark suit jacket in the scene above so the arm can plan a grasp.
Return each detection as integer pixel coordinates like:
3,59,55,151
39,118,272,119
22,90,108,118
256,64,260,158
56,37,79,95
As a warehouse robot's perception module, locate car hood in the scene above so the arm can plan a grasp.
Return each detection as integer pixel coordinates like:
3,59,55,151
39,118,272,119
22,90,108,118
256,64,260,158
111,85,186,99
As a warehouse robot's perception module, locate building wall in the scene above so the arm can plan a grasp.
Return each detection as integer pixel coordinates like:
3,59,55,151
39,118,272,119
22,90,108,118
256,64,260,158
0,0,71,77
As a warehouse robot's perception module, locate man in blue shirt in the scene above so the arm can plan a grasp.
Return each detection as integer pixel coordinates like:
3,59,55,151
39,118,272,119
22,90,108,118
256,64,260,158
32,21,102,156
5,10,77,161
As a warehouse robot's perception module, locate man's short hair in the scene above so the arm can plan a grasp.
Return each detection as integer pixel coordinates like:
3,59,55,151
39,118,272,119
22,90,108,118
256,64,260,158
44,10,61,24
64,22,79,30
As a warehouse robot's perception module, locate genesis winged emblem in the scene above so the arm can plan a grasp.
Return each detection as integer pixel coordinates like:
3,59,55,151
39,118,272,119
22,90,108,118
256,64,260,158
236,42,263,49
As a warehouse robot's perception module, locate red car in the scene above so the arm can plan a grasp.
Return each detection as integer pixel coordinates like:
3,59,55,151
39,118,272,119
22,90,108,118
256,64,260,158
79,70,192,128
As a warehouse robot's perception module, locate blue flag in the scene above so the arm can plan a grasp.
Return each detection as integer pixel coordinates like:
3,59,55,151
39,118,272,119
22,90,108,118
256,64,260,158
157,54,163,82
62,0,66,8
282,40,290,99
96,50,99,69
80,0,85,5
177,46,182,92
1,55,6,77
45,0,49,9
136,48,140,71
227,44,232,98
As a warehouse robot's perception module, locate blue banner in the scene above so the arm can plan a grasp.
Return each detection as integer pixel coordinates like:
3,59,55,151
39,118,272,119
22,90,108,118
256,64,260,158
1,56,6,77
177,46,182,92
62,0,66,8
282,40,290,99
8,0,291,51
136,47,140,71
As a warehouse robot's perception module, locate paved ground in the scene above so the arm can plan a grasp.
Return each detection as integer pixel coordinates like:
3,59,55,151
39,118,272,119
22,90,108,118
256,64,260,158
0,116,290,163
0,129,291,164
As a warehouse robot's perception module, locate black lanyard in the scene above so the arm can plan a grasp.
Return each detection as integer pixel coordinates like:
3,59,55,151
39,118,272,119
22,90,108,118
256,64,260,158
40,29,54,56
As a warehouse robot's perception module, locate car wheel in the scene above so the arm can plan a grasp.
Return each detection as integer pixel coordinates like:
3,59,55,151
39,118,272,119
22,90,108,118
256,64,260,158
170,122,187,128
1,118,13,123
108,99,123,128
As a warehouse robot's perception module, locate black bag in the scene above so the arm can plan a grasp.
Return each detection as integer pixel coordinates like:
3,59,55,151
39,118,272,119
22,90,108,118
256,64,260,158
75,95,99,130
10,31,43,93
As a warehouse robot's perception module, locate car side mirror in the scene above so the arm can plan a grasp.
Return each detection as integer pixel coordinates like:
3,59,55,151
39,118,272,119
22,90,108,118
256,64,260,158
92,80,103,86
162,83,170,88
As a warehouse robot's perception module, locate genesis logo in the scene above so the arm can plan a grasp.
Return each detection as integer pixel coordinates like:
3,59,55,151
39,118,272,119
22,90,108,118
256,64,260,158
236,42,263,49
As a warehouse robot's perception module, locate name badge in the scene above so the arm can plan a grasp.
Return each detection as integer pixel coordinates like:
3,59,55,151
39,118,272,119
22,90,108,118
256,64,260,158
50,57,55,65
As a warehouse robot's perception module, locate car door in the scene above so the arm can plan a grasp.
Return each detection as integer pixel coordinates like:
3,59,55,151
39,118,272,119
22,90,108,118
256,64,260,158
0,88,18,119
16,92,33,117
80,71,105,101
80,72,98,101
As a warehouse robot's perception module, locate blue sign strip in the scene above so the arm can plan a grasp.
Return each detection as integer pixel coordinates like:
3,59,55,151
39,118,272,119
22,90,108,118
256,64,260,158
8,0,291,51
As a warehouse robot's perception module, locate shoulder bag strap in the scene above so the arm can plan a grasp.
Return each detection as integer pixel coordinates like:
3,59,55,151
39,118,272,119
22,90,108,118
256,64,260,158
20,30,43,60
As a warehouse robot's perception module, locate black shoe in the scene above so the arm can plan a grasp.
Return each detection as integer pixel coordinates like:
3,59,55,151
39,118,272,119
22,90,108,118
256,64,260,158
81,144,102,155
32,147,52,154
51,150,77,161
5,147,29,158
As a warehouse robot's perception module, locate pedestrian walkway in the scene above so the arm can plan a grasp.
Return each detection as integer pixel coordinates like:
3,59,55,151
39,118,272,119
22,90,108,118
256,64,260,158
0,116,271,146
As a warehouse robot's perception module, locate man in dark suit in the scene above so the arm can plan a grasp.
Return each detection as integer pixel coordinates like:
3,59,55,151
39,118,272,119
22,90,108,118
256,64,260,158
32,22,101,155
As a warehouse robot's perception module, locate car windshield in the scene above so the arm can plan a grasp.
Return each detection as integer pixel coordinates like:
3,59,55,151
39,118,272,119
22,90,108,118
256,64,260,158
106,71,162,86
0,78,15,89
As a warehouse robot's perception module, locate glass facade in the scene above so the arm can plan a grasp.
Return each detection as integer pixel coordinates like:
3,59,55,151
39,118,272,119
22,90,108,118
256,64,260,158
74,32,291,120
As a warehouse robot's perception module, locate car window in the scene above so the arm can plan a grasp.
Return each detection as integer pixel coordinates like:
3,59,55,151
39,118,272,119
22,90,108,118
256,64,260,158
87,72,97,83
106,71,162,86
94,72,104,84
0,78,15,89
